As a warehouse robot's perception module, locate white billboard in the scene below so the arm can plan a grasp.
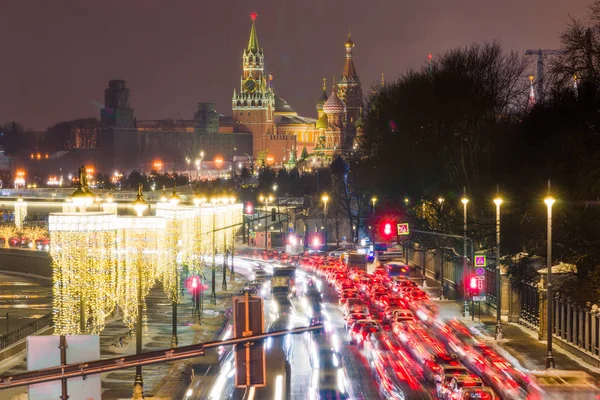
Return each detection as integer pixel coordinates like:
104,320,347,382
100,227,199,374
27,335,101,400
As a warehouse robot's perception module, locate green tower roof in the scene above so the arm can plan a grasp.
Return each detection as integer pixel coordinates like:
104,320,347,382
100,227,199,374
248,13,260,53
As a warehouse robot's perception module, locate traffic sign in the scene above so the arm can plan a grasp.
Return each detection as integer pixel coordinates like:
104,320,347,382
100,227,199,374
474,255,487,267
475,267,485,276
288,228,294,233
475,276,484,281
288,222,294,228
473,296,487,302
249,232,256,239
397,223,410,235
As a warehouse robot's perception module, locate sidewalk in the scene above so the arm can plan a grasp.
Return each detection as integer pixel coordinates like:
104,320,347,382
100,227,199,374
0,268,247,400
423,280,600,380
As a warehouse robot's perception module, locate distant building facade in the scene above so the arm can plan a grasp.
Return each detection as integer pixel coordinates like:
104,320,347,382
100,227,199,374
98,81,251,173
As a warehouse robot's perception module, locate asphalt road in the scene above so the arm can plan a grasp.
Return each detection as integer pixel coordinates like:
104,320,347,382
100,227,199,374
184,261,382,400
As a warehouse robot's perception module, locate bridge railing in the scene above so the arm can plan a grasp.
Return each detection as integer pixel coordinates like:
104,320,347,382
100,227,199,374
0,313,53,350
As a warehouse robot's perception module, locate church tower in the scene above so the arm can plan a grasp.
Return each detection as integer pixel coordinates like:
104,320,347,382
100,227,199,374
232,13,275,158
337,34,363,146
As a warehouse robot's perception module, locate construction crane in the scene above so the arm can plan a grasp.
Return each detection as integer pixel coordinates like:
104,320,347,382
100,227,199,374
525,49,566,102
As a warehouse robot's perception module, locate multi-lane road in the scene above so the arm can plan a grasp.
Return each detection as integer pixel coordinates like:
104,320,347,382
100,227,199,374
183,259,380,400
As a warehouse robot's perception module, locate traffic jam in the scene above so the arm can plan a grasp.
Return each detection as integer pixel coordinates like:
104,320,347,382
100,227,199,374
235,248,600,399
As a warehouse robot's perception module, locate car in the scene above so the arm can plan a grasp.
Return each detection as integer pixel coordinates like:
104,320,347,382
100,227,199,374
344,312,371,330
308,348,350,399
459,387,497,400
343,298,366,315
437,375,484,399
356,324,383,348
349,320,378,344
384,306,411,323
425,354,469,383
340,292,359,305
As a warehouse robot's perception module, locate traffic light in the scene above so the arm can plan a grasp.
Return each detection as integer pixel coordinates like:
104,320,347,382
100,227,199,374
380,220,396,241
469,276,477,291
244,202,254,215
271,207,276,221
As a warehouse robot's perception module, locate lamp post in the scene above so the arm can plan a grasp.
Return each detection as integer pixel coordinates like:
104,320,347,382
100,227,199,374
131,184,147,399
544,194,556,369
230,196,236,282
197,150,204,181
438,197,445,211
259,194,273,250
494,196,503,340
322,194,329,247
210,198,217,305
461,195,470,317
371,196,377,246
169,185,180,348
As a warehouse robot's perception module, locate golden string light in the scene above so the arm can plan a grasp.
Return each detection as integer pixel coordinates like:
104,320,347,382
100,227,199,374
50,194,243,335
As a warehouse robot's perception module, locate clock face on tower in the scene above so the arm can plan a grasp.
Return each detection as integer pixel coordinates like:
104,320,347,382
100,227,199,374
244,77,257,93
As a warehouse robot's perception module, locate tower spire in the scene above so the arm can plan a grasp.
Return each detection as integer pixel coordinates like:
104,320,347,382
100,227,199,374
247,13,259,53
342,33,357,78
322,78,327,92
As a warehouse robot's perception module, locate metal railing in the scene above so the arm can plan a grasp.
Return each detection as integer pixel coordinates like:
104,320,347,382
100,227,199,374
552,296,600,357
0,313,53,350
519,283,539,330
517,285,600,361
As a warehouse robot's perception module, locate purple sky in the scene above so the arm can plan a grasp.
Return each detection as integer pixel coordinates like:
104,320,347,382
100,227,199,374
0,0,590,130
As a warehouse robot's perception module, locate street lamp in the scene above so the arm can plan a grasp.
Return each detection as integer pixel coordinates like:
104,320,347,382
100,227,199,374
259,194,274,250
494,196,503,340
210,197,218,304
371,196,377,216
544,195,556,369
461,196,469,316
132,184,148,217
322,194,329,247
169,185,180,207
438,197,445,210
131,185,148,399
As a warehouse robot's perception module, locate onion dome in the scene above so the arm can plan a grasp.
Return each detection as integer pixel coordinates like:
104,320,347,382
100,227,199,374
345,33,354,49
316,113,328,129
322,89,345,114
316,90,328,111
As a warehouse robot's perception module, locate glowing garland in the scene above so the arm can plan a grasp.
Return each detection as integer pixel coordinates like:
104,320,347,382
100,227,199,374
49,203,243,335
14,201,27,230
50,213,117,334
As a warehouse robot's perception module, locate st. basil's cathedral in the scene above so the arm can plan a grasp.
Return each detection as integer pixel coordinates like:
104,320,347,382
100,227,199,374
231,13,364,167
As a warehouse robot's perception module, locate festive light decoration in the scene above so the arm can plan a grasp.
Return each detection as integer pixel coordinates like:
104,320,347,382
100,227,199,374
50,212,117,334
49,173,243,336
14,195,27,229
115,216,165,328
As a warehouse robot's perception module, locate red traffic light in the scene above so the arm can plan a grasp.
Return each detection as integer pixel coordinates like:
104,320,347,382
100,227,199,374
469,276,477,290
384,223,392,235
244,202,254,215
192,277,198,289
380,220,396,240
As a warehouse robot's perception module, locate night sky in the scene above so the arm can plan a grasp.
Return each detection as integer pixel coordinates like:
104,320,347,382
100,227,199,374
0,0,590,130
